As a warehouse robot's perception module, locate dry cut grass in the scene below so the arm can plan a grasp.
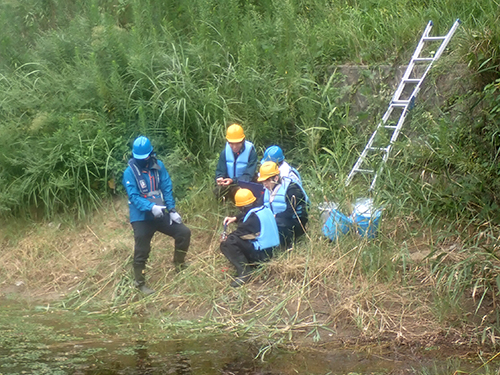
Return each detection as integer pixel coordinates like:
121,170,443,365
0,196,495,352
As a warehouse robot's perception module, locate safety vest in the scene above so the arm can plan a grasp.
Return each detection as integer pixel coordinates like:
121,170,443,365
225,140,253,179
128,158,164,204
243,206,280,250
280,161,302,184
279,163,310,205
263,177,309,215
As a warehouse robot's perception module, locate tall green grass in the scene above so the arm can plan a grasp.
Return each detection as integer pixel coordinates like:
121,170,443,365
0,0,499,336
1,0,498,218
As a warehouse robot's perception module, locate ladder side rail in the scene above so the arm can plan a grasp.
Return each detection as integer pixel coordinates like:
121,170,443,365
388,109,410,145
381,143,395,164
346,102,405,186
394,20,459,102
379,105,396,125
370,165,384,191
405,48,442,108
391,22,433,102
345,106,395,186
411,21,434,60
407,22,460,99
346,147,372,185
345,19,460,191
349,128,380,172
374,107,409,189
371,141,396,191
371,109,410,190
433,19,461,60
392,61,419,102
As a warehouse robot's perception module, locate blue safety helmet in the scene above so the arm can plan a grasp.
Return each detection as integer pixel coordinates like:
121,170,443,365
132,136,153,159
261,145,285,164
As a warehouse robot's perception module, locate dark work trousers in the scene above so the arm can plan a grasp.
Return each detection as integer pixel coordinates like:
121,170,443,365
220,233,274,266
131,217,191,267
276,217,308,249
213,184,239,203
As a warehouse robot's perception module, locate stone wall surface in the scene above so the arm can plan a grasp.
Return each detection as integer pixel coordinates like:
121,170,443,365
333,63,471,114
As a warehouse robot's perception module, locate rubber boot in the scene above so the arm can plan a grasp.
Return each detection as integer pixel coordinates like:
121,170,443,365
173,249,188,273
222,250,253,287
133,264,155,295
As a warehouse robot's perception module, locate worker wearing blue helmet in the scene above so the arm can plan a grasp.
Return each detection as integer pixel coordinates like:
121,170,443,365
258,161,309,249
261,145,302,184
122,136,191,295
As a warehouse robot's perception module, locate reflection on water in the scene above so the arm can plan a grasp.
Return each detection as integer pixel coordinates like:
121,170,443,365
0,299,484,375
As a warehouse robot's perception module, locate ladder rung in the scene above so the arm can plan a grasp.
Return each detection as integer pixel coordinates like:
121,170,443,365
423,36,446,41
367,147,388,152
390,100,409,107
345,19,460,189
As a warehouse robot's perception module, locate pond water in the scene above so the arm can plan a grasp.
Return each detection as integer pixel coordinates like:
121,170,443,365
0,299,483,375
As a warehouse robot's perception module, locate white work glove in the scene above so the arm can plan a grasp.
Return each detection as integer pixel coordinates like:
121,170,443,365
169,209,182,224
152,205,166,218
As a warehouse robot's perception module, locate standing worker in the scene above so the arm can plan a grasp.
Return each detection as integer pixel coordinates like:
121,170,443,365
261,145,302,184
220,188,280,287
214,124,258,202
123,136,191,295
258,161,309,249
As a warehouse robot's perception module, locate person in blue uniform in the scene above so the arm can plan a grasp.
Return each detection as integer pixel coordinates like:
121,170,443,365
214,124,258,202
122,136,191,295
258,161,309,249
220,188,280,287
261,145,302,184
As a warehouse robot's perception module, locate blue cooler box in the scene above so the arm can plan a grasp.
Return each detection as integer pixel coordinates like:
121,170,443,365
322,208,353,241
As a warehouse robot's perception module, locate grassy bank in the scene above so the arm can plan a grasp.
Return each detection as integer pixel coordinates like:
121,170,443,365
1,189,498,354
1,0,500,367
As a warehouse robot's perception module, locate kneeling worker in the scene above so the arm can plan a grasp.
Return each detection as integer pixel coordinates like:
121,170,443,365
123,136,191,295
220,188,280,287
258,161,309,249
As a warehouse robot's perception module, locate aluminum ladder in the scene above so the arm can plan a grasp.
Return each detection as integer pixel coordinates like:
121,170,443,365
345,19,461,190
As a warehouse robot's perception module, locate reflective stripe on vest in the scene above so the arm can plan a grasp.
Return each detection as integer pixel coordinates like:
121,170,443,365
225,140,253,179
243,206,280,250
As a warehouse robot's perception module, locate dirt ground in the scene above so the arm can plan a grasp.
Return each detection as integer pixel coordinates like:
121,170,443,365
1,197,499,365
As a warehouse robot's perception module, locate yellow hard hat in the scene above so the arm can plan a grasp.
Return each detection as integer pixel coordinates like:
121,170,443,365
257,161,280,182
226,124,245,143
235,188,256,207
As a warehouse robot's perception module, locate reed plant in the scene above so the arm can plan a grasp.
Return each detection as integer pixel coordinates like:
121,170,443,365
1,0,498,218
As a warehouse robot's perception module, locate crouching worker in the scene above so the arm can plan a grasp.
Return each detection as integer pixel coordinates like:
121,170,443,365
261,145,302,184
258,161,309,249
123,136,191,295
220,188,280,287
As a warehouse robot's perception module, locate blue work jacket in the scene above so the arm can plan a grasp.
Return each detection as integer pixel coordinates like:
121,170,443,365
122,158,175,223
